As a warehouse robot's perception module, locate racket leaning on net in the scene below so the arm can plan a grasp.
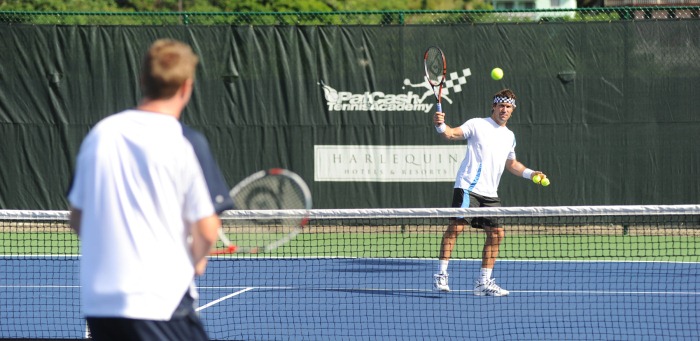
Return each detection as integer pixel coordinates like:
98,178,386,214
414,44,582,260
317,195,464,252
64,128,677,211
211,168,312,255
423,46,447,113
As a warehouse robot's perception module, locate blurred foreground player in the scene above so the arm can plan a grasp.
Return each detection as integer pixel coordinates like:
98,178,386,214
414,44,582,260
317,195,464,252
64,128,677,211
68,39,220,340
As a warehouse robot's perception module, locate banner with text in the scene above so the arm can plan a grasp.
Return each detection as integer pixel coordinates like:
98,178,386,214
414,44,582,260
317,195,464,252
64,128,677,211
314,145,465,182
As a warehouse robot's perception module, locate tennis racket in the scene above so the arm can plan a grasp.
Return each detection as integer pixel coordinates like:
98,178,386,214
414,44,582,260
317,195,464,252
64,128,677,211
211,168,312,255
423,46,447,113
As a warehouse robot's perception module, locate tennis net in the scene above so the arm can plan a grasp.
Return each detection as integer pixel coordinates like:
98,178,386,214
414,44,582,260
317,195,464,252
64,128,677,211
2,205,699,340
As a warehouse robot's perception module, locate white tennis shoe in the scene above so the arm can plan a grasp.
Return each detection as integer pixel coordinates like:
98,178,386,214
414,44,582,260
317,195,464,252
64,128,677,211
433,273,450,292
473,278,509,296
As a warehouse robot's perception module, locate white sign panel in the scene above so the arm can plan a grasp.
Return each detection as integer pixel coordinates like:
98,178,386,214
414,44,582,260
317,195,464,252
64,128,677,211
314,145,465,182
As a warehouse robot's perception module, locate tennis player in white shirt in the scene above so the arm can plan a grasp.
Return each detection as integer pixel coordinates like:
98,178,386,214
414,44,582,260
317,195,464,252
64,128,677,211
432,89,548,296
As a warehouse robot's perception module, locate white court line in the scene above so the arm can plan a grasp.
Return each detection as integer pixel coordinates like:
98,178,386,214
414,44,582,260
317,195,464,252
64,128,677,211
4,284,696,296
510,290,700,295
198,286,699,295
0,285,79,288
201,286,292,289
196,287,255,312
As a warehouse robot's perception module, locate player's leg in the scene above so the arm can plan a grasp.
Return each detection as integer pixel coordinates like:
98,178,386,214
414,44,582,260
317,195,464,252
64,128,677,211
474,225,509,296
433,219,465,292
438,219,467,260
433,188,469,291
481,227,505,279
471,194,509,296
481,226,505,274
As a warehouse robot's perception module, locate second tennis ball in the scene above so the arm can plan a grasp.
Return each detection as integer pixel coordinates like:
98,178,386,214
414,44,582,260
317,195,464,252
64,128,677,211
540,178,551,187
491,68,504,80
532,174,541,184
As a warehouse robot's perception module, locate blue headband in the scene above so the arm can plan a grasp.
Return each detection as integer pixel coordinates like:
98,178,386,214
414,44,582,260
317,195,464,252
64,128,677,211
493,96,516,107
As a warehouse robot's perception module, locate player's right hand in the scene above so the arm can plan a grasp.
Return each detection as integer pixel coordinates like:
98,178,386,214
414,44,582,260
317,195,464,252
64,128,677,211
195,257,208,276
434,112,445,126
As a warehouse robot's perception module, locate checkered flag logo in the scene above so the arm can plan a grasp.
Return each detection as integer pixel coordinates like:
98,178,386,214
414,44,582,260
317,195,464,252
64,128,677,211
442,68,472,95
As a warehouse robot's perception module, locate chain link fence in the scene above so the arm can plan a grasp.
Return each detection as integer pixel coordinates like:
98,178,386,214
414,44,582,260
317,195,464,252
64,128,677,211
0,7,699,25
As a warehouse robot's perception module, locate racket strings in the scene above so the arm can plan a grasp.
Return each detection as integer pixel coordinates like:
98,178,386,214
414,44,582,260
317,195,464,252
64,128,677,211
231,175,307,227
425,48,445,85
216,169,311,254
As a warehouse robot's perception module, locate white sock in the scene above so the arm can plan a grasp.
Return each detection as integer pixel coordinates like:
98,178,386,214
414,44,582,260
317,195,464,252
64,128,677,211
437,260,449,274
479,268,492,282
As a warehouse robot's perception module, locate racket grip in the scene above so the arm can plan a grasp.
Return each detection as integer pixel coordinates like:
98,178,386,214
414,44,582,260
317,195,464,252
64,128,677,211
436,103,442,112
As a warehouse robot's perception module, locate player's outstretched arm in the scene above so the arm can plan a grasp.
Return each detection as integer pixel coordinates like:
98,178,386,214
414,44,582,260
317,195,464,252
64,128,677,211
506,159,546,180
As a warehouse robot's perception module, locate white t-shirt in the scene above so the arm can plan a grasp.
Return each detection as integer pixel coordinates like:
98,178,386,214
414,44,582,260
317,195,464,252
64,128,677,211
68,110,215,320
454,117,516,198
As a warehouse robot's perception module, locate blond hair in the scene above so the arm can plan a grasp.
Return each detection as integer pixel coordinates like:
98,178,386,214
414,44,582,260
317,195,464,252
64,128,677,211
140,39,199,99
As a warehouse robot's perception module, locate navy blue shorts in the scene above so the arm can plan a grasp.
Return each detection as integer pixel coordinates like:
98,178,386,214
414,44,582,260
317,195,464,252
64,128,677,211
451,188,501,229
86,292,208,341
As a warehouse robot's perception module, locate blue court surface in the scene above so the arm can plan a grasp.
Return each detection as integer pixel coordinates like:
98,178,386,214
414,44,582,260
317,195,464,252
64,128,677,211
2,256,699,340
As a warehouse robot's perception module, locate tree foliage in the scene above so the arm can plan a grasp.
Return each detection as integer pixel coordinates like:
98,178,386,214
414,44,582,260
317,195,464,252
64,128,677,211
0,0,488,12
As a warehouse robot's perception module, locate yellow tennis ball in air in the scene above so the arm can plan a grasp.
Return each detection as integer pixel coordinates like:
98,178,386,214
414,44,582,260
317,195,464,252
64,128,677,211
540,178,550,187
491,67,504,80
532,174,541,184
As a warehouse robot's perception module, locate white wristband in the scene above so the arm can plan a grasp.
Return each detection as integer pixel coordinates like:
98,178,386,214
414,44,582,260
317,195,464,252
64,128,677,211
435,123,447,134
522,168,534,180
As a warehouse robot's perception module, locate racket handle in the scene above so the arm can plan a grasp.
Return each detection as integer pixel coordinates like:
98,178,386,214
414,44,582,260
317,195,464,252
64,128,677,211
436,103,442,113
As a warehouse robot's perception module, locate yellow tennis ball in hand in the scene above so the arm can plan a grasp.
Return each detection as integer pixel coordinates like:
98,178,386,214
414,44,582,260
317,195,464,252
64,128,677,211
491,68,504,80
540,178,550,187
532,174,541,184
